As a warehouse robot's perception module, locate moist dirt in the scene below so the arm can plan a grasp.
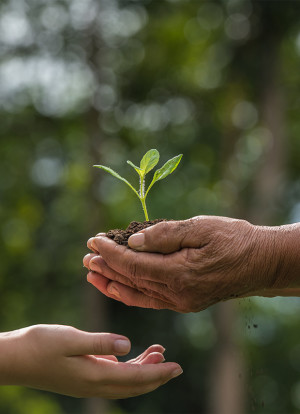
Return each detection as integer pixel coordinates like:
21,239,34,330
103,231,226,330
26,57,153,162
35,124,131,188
106,219,165,246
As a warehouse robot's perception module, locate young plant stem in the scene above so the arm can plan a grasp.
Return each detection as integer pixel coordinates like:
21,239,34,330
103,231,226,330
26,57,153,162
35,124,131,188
139,174,149,221
141,198,149,221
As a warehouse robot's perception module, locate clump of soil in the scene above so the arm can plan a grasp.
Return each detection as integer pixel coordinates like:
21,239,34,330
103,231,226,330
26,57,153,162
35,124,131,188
106,219,165,246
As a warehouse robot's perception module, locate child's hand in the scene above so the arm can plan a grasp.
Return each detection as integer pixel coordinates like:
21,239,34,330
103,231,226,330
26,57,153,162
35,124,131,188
0,324,182,398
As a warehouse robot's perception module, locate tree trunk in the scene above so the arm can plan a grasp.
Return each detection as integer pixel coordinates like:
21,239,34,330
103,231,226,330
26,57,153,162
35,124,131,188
208,20,286,414
208,302,245,414
248,41,286,225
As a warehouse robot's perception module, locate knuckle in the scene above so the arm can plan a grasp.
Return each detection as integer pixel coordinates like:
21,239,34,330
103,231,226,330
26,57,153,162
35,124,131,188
154,221,170,234
168,273,181,293
125,260,139,284
57,324,76,335
92,334,105,355
168,267,187,293
157,227,170,248
25,324,42,343
181,248,201,269
152,221,179,249
146,221,172,251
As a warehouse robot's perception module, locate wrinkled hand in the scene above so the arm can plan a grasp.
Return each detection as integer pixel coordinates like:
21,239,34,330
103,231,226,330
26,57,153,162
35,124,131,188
84,216,296,313
0,324,182,398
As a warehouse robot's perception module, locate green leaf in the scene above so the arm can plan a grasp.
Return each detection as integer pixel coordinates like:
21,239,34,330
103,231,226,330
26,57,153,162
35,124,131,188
93,165,139,197
127,160,142,174
140,149,160,174
146,154,183,195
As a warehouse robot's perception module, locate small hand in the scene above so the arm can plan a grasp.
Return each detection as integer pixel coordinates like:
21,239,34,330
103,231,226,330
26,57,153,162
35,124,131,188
0,325,182,398
84,216,284,313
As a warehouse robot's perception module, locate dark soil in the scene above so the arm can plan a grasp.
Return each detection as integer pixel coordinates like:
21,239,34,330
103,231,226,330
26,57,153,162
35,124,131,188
106,219,165,246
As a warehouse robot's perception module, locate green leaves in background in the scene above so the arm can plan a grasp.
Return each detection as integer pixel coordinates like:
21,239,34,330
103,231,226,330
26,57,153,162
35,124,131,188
1,0,300,412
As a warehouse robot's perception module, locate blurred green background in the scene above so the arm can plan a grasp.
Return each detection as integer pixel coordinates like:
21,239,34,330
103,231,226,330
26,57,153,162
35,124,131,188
0,0,300,413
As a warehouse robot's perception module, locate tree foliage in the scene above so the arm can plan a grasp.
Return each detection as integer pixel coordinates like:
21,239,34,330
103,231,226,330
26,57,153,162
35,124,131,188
0,0,300,413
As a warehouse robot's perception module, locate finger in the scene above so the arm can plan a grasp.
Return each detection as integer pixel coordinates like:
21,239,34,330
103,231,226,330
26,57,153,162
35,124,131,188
96,381,164,399
127,345,165,364
143,344,165,355
88,255,169,293
127,352,164,365
138,352,165,365
87,233,105,253
90,235,180,283
95,355,118,362
87,238,99,253
65,329,131,357
96,365,181,399
128,217,212,253
106,281,175,310
83,253,98,269
101,360,183,386
87,272,124,303
87,272,176,307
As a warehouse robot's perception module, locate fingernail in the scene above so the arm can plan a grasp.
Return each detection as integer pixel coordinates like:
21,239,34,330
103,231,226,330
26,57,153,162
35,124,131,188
114,339,131,353
107,284,121,299
171,368,183,378
87,272,95,283
91,240,98,252
90,258,102,273
129,232,145,249
87,238,99,253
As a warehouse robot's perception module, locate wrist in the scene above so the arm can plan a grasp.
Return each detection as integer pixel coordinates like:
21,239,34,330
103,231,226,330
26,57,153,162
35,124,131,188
0,331,19,385
254,223,300,290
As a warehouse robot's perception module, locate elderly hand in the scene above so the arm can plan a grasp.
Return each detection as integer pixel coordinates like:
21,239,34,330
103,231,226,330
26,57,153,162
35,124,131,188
84,216,300,313
0,324,182,398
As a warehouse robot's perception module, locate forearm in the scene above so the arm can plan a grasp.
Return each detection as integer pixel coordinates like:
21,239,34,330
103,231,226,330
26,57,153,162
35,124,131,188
0,330,24,385
272,223,300,289
256,223,300,291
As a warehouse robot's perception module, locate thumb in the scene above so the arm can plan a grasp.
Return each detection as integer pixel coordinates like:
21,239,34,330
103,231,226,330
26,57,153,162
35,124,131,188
67,330,131,356
128,218,208,253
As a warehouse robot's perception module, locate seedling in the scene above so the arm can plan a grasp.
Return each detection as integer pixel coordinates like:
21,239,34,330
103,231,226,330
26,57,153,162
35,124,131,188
94,149,182,221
